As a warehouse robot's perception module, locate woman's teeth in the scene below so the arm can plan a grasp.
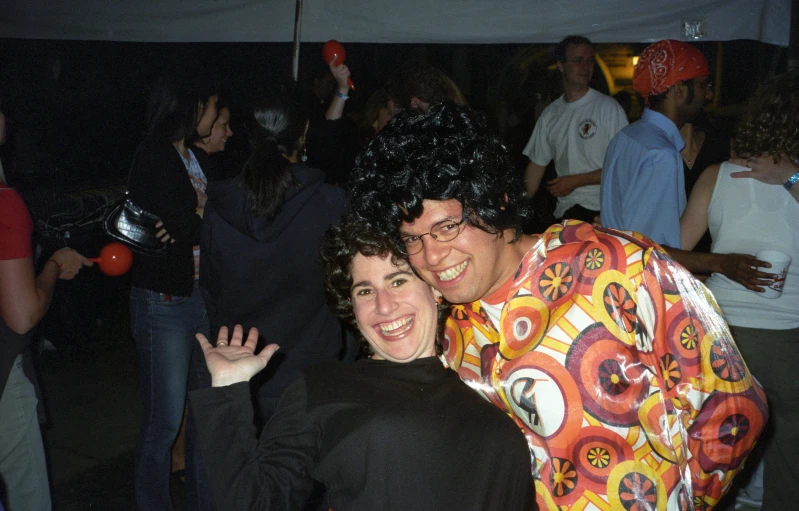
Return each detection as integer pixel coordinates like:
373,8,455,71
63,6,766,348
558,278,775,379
380,316,413,336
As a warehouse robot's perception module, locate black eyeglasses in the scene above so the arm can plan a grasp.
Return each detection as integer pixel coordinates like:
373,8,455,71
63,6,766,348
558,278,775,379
400,219,467,255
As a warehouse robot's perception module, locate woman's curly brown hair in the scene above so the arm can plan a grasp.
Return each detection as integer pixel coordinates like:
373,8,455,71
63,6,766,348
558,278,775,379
734,70,799,163
319,214,448,356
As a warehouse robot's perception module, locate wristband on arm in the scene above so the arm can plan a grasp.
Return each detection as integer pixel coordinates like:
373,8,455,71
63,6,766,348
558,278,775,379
784,171,799,191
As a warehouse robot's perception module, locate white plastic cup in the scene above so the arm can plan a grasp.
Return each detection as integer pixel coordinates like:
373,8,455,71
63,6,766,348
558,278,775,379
755,250,792,299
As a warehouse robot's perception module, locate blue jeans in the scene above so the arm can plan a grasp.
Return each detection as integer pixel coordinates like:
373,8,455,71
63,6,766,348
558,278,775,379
0,355,51,511
130,282,214,511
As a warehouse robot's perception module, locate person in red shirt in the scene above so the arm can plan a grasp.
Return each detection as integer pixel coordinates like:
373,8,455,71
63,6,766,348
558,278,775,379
0,178,91,509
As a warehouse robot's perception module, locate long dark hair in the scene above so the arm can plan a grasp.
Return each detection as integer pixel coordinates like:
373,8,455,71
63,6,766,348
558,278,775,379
242,93,309,217
145,68,219,144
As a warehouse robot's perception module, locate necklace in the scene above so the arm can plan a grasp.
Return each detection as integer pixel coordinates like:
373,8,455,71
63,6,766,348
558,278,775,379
682,134,703,168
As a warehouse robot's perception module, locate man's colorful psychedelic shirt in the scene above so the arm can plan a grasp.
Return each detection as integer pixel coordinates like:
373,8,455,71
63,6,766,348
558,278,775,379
443,221,767,511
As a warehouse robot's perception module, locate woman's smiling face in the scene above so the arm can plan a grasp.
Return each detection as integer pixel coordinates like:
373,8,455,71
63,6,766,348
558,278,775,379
350,253,440,363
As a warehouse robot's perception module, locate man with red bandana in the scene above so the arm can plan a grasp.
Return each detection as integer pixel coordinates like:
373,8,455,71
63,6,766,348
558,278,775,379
601,40,713,248
349,101,767,510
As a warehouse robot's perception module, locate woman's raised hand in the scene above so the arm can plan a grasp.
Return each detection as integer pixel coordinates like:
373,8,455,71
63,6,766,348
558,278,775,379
196,325,279,387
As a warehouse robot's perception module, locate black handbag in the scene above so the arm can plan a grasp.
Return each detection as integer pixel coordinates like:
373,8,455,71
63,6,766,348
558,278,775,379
103,194,167,256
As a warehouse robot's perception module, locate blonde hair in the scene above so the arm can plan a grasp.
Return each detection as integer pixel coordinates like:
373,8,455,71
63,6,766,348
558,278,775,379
734,71,799,163
394,64,468,109
360,88,394,141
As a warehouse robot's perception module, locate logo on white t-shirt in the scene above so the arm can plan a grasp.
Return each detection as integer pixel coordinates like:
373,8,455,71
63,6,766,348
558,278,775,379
577,119,597,140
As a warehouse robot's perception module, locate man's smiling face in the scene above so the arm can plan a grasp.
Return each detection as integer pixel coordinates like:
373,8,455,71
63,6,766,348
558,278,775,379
399,199,518,304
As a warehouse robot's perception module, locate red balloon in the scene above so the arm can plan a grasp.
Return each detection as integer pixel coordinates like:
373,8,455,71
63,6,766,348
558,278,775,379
322,40,346,65
90,242,133,276
322,40,356,90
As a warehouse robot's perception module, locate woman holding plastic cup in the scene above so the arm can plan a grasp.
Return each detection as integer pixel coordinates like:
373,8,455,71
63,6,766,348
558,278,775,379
680,70,798,510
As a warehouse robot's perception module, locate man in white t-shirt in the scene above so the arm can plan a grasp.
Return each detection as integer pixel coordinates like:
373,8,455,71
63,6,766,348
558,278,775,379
523,36,628,222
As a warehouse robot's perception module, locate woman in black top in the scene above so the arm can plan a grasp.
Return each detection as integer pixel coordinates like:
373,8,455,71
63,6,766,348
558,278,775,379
191,216,536,510
126,70,219,511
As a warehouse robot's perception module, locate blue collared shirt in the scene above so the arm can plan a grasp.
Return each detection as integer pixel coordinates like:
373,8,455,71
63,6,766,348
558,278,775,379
600,108,686,248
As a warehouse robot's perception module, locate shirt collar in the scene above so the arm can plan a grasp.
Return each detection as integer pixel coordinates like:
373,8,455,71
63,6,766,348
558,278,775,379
641,108,685,152
540,220,600,256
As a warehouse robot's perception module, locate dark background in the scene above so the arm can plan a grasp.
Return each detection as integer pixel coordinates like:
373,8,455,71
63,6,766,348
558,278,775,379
0,37,789,345
0,39,788,188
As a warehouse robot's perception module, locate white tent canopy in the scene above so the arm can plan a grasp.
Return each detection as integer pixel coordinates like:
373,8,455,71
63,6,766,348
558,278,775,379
0,0,791,46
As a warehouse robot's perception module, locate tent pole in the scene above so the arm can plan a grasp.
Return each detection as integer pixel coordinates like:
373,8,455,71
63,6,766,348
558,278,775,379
292,0,304,81
789,0,798,71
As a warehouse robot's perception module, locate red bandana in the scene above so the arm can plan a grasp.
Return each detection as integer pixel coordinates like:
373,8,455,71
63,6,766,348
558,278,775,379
633,39,709,104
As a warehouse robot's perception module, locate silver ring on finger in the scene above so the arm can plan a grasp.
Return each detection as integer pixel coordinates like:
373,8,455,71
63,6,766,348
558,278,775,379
217,342,228,347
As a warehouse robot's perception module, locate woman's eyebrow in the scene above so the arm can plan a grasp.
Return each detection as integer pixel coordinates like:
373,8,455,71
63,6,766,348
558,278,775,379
351,279,372,291
352,269,413,291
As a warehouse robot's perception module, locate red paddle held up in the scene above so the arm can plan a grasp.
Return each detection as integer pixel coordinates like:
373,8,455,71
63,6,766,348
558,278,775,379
323,40,356,90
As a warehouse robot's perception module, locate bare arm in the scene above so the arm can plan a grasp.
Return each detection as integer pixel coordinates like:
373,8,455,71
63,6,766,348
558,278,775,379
524,161,547,198
0,247,92,334
680,164,718,250
666,248,773,293
546,168,601,197
673,163,772,291
325,59,351,121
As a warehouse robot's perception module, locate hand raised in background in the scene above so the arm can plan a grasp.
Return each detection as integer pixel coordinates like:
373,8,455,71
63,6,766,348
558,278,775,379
328,57,351,93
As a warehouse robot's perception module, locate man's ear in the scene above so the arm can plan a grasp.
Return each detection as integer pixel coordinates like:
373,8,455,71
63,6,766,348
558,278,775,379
669,81,687,101
556,61,564,74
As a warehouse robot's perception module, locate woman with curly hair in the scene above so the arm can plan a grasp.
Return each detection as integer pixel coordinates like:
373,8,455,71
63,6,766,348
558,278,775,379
680,70,799,510
188,214,535,510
